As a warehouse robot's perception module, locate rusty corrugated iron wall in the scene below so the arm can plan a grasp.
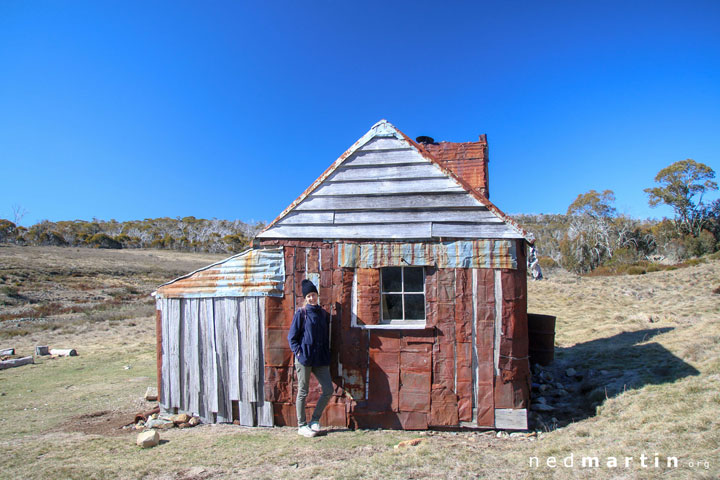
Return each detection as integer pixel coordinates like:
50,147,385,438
259,239,530,430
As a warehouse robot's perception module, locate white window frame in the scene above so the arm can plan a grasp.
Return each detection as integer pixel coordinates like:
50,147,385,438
379,266,426,327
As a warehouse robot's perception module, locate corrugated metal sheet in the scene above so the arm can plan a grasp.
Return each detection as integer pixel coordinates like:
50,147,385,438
336,240,517,269
154,247,285,298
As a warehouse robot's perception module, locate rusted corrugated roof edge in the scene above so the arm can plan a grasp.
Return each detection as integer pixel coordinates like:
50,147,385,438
151,247,281,297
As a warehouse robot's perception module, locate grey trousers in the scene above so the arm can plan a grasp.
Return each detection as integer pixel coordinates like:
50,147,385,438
295,360,333,427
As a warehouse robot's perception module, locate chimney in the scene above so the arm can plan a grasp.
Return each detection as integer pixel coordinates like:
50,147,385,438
421,134,490,199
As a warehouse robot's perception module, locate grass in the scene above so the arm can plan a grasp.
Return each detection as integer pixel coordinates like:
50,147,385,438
1,245,719,479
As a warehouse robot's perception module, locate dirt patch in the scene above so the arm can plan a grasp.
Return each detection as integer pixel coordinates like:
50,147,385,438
60,409,136,437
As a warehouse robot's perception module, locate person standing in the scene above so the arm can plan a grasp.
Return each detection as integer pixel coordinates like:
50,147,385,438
287,279,333,437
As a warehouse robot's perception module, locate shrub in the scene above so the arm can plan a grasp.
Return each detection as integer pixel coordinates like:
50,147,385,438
538,256,558,269
627,266,647,275
87,233,122,249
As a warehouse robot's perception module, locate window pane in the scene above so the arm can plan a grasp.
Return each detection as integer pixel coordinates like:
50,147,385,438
403,267,424,292
382,294,403,321
405,294,425,320
381,267,402,292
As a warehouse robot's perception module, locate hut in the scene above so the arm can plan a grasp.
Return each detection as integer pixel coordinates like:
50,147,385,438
154,119,534,430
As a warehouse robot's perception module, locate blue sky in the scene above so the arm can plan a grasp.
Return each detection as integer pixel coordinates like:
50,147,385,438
1,0,719,227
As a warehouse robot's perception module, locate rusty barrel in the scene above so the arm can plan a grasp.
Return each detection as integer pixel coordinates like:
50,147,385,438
528,313,556,366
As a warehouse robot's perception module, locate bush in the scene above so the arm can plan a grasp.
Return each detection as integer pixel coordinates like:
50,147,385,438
627,266,647,275
538,256,558,269
684,230,718,257
87,233,122,249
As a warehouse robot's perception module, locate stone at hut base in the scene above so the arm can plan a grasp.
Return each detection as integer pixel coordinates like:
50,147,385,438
137,430,159,448
173,413,190,424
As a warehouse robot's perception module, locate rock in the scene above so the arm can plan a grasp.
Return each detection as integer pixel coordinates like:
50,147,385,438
531,403,555,412
539,371,553,382
394,438,424,449
137,430,159,448
144,387,158,402
556,389,569,397
600,370,609,375
539,384,552,392
588,387,607,404
555,382,565,390
565,368,577,377
173,413,190,424
145,418,174,429
188,417,200,427
535,396,547,404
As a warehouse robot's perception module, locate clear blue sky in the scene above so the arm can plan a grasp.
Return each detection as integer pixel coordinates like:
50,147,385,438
1,0,719,227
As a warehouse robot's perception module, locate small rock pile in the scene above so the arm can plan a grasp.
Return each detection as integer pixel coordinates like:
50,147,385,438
132,412,202,431
529,362,636,430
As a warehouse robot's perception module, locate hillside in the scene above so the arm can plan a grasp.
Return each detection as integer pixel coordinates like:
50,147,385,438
0,246,718,479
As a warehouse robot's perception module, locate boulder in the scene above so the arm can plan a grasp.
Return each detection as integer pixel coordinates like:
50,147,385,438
137,430,159,448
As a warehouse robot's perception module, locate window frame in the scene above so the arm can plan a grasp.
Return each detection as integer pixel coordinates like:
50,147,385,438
379,266,426,326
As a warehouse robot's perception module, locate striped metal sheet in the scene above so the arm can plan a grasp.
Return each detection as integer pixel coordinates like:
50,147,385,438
336,240,517,269
155,247,285,298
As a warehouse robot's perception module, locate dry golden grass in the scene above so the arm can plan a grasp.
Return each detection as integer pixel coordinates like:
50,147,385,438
1,246,718,479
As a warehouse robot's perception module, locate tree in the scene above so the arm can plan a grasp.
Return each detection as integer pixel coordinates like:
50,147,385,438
561,190,617,273
644,159,718,237
567,189,617,218
0,219,17,243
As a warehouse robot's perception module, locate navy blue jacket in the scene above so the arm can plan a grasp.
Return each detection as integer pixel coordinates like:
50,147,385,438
287,304,330,367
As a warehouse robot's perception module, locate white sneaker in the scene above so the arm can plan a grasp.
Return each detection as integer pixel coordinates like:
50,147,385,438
298,425,317,437
309,421,322,432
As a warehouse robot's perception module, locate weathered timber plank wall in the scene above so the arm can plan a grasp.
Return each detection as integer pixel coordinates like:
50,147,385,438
257,136,524,241
158,296,271,426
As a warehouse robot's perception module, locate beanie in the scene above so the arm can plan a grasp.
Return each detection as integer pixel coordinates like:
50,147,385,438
301,279,318,297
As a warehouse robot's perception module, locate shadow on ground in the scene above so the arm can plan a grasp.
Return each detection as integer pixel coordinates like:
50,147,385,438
529,327,699,431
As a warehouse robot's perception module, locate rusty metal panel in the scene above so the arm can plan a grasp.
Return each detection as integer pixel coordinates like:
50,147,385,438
430,385,459,426
475,268,496,427
337,240,517,269
155,247,285,299
368,351,400,411
355,269,380,325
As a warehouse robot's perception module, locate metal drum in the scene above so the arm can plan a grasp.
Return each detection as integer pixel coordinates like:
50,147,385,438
528,313,556,366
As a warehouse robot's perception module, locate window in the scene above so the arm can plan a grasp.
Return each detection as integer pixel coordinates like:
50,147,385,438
380,267,425,324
